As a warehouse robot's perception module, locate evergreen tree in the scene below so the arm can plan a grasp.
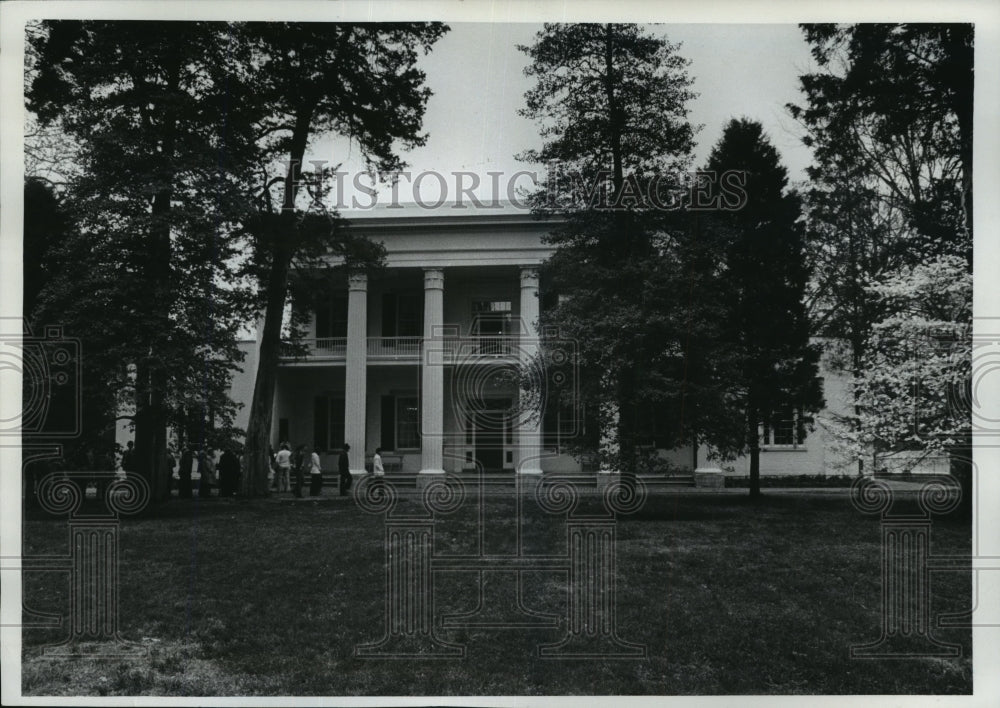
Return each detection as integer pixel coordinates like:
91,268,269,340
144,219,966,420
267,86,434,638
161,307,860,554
27,21,263,500
705,119,824,497
517,23,698,471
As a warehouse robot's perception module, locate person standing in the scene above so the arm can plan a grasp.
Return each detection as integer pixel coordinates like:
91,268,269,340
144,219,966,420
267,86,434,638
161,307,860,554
292,444,306,498
372,447,385,491
164,448,176,491
274,442,292,493
218,447,240,498
178,448,194,498
338,443,352,496
198,449,217,498
308,446,323,496
121,440,136,475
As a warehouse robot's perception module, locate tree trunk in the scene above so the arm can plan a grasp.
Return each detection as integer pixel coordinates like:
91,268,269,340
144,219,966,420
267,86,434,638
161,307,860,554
748,402,761,498
943,26,973,249
603,24,625,200
242,241,291,497
131,62,177,507
949,431,973,519
242,106,313,497
149,367,169,502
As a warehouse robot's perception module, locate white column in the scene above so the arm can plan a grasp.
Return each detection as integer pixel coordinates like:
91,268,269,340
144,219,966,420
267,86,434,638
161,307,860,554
518,266,543,475
344,273,367,474
419,269,445,477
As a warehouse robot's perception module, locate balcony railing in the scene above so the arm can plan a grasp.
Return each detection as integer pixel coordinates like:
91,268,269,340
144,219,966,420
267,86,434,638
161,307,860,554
314,337,347,357
369,337,422,358
285,336,520,362
444,336,518,358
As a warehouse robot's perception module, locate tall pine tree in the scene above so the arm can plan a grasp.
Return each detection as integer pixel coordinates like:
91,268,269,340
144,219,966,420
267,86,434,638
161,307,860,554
705,119,823,497
517,23,698,471
27,21,263,501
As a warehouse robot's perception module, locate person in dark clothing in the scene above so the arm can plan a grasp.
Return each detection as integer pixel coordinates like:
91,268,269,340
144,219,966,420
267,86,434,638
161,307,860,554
218,448,240,498
196,449,216,498
178,448,194,498
338,443,352,496
292,444,306,498
308,446,323,496
121,440,136,475
164,449,176,492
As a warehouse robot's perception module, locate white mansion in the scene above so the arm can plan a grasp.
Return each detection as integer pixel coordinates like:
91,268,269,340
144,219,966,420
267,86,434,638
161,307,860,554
214,204,907,482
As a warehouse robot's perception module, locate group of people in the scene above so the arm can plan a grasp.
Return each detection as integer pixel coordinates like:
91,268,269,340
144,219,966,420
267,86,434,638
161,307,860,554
270,443,386,497
115,439,389,500
162,445,242,499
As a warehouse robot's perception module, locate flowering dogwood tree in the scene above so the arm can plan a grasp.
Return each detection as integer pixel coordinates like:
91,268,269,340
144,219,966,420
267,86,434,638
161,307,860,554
853,254,971,470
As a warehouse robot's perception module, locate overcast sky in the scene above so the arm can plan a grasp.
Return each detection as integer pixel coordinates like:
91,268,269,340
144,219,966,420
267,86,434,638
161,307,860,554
314,22,821,210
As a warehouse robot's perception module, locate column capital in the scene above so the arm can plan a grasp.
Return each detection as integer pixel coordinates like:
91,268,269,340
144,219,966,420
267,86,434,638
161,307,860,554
423,268,445,290
519,266,539,290
348,272,368,291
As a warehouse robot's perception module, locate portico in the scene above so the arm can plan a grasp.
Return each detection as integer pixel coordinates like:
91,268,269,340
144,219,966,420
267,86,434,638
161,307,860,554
269,209,576,480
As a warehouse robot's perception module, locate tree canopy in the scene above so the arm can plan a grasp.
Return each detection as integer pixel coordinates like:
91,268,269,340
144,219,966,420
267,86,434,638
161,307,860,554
790,23,973,494
26,21,265,498
237,22,448,495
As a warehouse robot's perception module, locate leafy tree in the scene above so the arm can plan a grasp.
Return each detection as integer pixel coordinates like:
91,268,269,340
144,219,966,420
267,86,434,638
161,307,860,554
23,178,72,319
789,23,973,483
517,23,699,471
27,20,263,500
791,23,972,255
238,22,448,496
704,119,824,497
853,255,971,462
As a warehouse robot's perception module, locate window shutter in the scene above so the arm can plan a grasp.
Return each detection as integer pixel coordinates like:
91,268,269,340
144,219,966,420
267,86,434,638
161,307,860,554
382,294,397,337
315,302,331,339
314,397,329,452
380,395,395,450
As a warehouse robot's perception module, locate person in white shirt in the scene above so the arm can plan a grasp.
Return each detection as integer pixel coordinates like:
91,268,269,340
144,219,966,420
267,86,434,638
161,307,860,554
373,447,385,477
274,442,292,493
308,446,323,496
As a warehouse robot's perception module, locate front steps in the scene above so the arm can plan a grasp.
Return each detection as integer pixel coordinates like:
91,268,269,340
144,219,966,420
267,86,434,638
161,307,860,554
341,471,696,490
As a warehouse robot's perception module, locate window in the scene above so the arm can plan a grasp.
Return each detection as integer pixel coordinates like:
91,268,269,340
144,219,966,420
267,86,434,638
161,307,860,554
542,397,579,451
396,396,420,449
316,297,348,339
398,296,422,337
472,300,513,336
313,396,345,452
382,293,422,337
763,408,806,448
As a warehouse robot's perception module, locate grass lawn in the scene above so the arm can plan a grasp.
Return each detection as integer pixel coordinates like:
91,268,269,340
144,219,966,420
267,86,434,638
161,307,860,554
20,488,972,696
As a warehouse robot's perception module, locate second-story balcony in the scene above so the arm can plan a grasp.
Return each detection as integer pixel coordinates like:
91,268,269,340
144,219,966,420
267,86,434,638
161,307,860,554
283,336,521,364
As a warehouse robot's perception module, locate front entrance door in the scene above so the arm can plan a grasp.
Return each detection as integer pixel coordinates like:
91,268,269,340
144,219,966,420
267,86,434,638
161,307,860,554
473,398,509,472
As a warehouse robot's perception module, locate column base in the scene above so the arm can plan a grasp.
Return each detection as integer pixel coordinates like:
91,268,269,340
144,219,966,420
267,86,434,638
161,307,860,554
515,470,542,494
43,638,147,659
539,631,646,658
416,469,446,490
355,632,465,659
596,471,619,492
850,634,961,658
